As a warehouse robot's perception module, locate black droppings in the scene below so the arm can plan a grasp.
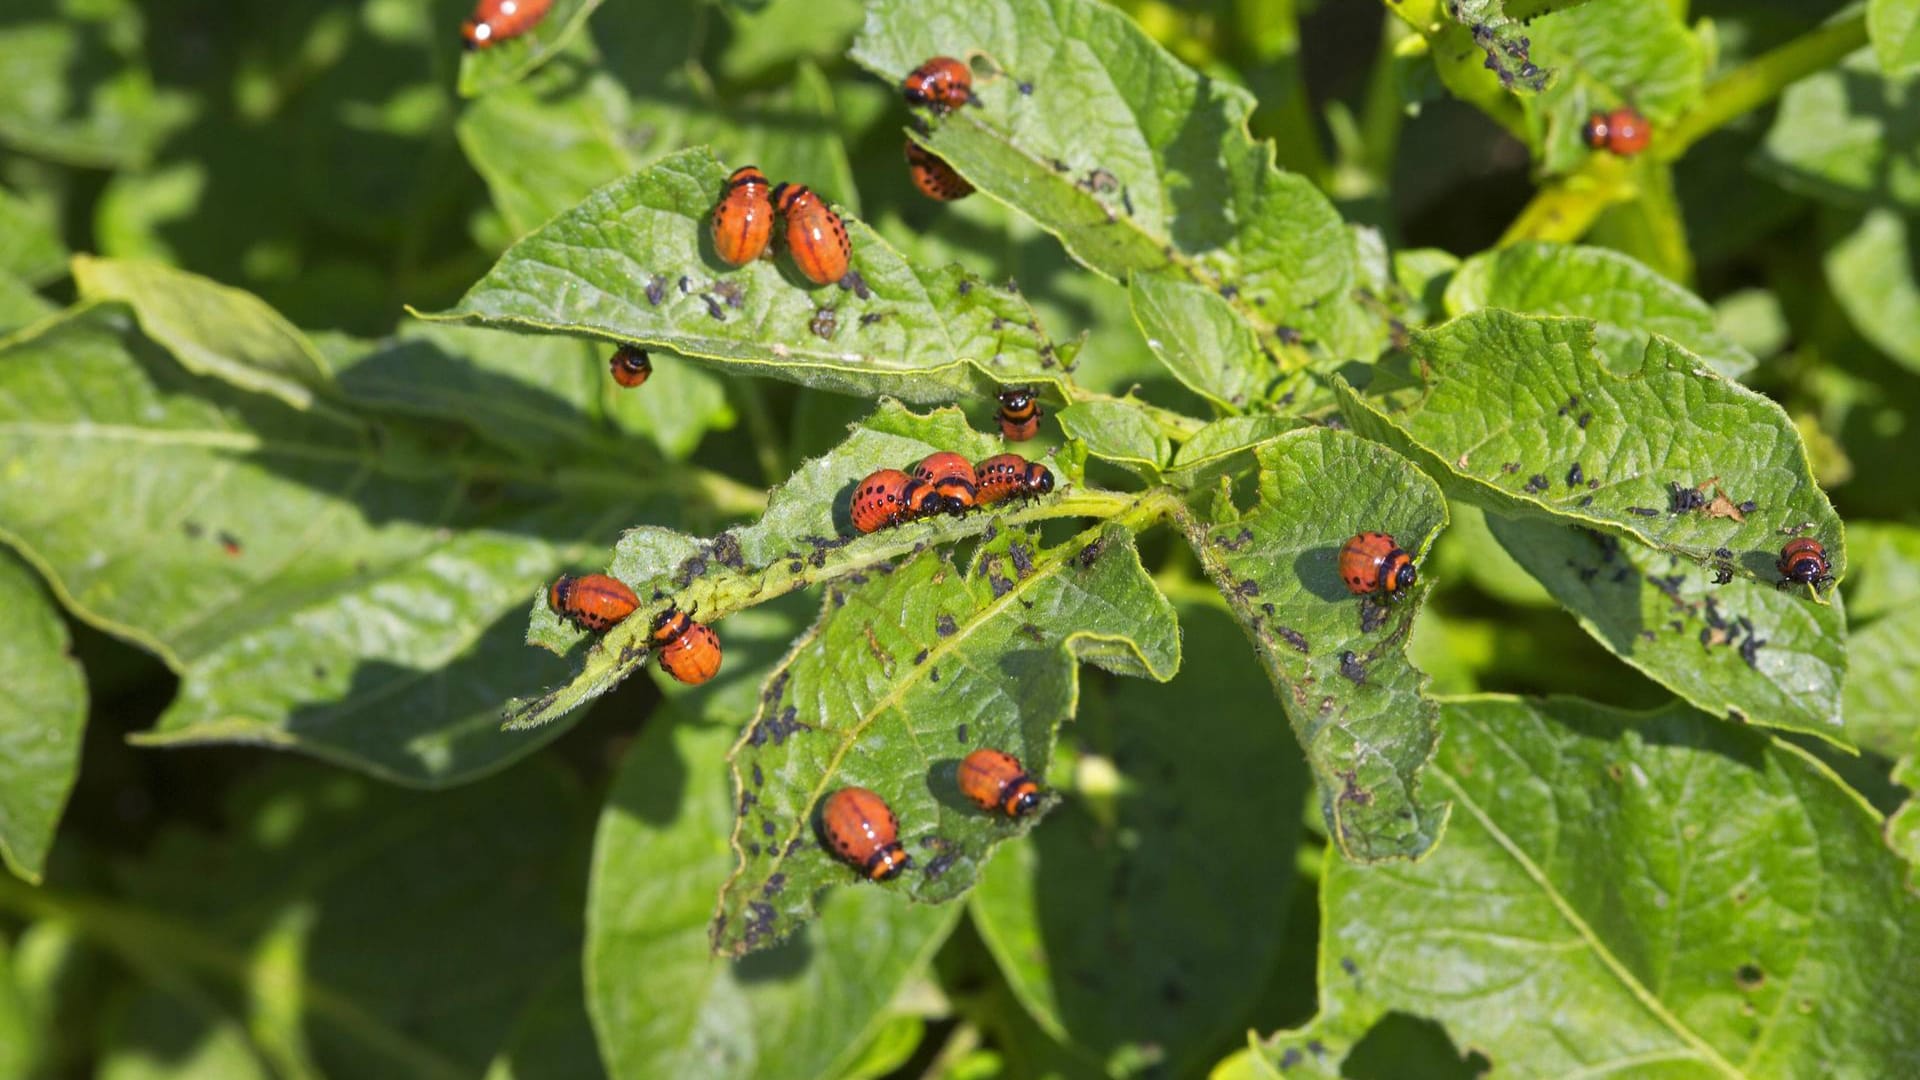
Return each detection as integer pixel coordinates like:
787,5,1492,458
1577,411,1592,428
957,279,973,296
1738,631,1766,669
1338,650,1368,684
956,723,969,744
859,312,883,327
751,764,764,787
1235,579,1261,598
1579,495,1595,508
936,613,957,637
1009,541,1035,578
677,275,692,294
1669,482,1707,514
1277,626,1309,653
810,306,838,339
763,873,786,897
1340,956,1359,978
1738,500,1758,515
930,667,939,682
761,818,777,838
1502,462,1521,474
923,852,958,880
1524,474,1549,494
1359,597,1389,634
1018,80,1033,95
1628,507,1661,517
714,280,745,308
1275,325,1302,345
1077,536,1108,568
1215,527,1254,552
1566,462,1584,487
913,649,928,666
701,295,725,320
646,276,667,305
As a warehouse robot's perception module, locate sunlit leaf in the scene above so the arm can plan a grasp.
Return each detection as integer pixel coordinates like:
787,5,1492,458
1179,428,1450,862
1757,48,1920,212
1233,696,1920,1077
0,552,85,883
1824,208,1920,374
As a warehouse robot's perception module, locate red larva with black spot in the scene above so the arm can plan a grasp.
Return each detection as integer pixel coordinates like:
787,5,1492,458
1584,106,1650,156
1339,532,1417,599
974,454,1055,506
549,573,640,631
651,607,722,685
903,56,974,114
913,451,978,512
712,165,774,266
996,387,1041,441
460,0,552,49
820,787,910,881
1776,537,1832,590
958,748,1041,818
609,346,652,388
772,183,850,287
850,469,947,533
904,141,973,201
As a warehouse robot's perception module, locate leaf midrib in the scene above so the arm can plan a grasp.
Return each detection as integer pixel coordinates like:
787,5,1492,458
1433,763,1745,1079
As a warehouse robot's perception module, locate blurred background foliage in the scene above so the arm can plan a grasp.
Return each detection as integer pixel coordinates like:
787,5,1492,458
1,0,1916,1076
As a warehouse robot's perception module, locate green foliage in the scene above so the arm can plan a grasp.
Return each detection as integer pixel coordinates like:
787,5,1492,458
2,0,1914,1076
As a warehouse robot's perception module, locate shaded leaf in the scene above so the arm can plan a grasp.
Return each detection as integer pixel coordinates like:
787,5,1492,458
1178,428,1450,862
430,147,1071,402
324,321,735,463
1845,605,1920,762
713,519,1180,955
1485,511,1846,740
73,257,333,411
849,0,1354,353
482,965,606,1080
588,715,959,1080
111,759,591,1078
1340,311,1844,592
1872,0,1920,74
1239,696,1920,1077
97,991,270,1080
1842,521,1920,624
457,0,609,99
0,551,86,884
0,306,696,785
0,272,56,335
1445,241,1756,379
0,0,196,167
0,937,40,1078
1824,207,1920,374
970,601,1308,1076
1757,48,1920,212
0,183,65,287
1164,415,1306,489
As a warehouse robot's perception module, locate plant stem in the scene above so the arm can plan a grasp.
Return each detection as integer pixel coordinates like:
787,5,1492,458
1663,13,1869,158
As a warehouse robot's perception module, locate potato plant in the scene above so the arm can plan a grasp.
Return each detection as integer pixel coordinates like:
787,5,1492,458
2,0,1918,1076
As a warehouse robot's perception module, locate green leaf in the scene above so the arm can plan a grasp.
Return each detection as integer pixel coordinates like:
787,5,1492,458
103,759,592,1078
1871,0,1920,74
1845,605,1920,762
1164,414,1307,489
712,518,1180,955
0,937,39,1079
970,601,1309,1076
716,0,865,81
0,272,56,335
1341,311,1844,592
1890,754,1920,889
457,0,609,99
0,0,196,168
325,321,735,463
1054,400,1168,479
1440,0,1557,95
1824,208,1920,374
849,0,1354,350
508,400,1020,730
1519,0,1705,175
1842,522,1920,625
1178,427,1450,862
0,552,86,884
1757,48,1920,212
73,257,333,411
1446,241,1756,379
482,965,606,1080
0,183,65,287
1244,696,1920,1077
429,147,1073,403
0,306,699,786
1127,274,1270,411
588,714,960,1079
1484,511,1846,741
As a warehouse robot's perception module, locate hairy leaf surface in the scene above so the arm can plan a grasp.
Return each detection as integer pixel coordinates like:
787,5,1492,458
1232,696,1920,1078
1341,311,1844,592
431,147,1072,402
1179,428,1450,862
712,521,1179,955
